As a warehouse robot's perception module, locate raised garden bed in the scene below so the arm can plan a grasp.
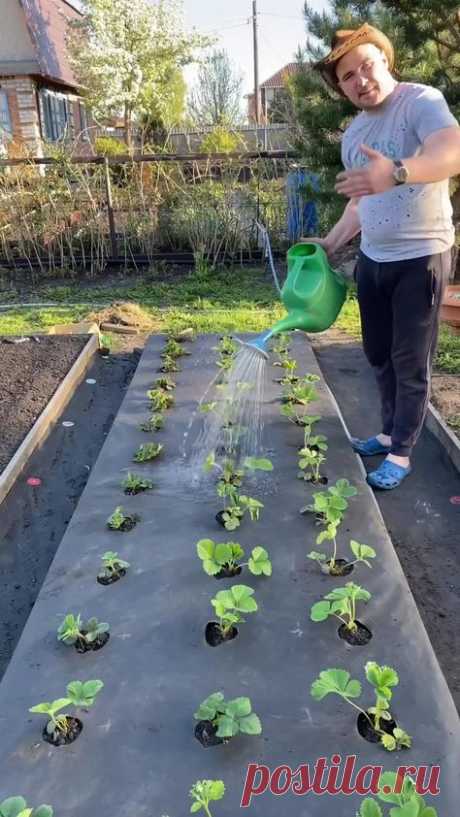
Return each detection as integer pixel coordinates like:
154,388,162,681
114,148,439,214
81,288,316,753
0,335,91,474
0,334,457,816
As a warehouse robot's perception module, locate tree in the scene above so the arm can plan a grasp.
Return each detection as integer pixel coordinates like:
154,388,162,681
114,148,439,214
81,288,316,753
188,49,244,127
68,0,210,147
290,0,460,230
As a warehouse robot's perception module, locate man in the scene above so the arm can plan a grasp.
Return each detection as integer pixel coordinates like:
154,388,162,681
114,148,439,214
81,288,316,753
307,23,460,490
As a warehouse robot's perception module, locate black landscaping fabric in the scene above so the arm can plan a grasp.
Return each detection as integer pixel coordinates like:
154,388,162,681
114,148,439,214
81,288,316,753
0,334,457,816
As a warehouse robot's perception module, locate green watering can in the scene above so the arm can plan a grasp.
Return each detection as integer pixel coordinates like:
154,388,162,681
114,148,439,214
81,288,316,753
239,242,347,358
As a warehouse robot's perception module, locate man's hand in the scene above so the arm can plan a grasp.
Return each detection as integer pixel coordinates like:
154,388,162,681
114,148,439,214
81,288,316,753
335,145,395,198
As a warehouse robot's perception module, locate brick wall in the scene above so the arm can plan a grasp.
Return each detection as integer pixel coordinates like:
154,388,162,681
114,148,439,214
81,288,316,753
0,76,43,157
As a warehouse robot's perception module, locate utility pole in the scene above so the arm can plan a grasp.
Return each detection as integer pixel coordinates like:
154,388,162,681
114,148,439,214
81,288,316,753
252,0,260,126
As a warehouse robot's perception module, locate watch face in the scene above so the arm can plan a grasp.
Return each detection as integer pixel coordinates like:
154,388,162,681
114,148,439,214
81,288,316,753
395,164,408,183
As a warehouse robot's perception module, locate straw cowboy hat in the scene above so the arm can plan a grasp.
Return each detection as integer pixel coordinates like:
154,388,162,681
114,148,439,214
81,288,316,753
314,23,395,95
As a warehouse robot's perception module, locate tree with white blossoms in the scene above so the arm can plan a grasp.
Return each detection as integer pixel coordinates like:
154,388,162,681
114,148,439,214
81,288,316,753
68,0,211,147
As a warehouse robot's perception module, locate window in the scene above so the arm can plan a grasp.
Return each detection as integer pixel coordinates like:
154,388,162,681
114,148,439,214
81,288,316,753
39,89,70,141
0,90,12,135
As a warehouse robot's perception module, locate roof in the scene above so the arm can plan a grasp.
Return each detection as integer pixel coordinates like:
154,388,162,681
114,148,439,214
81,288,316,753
260,63,300,88
20,0,82,89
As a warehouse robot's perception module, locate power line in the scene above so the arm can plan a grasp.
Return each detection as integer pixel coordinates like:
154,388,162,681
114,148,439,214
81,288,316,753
200,20,251,36
258,12,305,20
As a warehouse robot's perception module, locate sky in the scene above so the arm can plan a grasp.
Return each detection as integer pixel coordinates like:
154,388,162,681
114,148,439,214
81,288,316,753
183,0,329,97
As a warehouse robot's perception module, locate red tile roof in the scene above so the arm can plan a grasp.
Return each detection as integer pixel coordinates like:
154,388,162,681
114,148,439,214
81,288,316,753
20,0,82,89
260,62,300,88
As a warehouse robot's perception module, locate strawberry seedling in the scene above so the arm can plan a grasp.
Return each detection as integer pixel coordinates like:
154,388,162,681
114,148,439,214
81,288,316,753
298,446,327,484
189,780,225,817
57,614,109,651
194,692,262,742
356,770,439,817
311,663,412,752
29,679,103,745
155,376,176,391
147,388,175,411
0,797,53,817
159,354,180,373
209,584,258,643
310,582,371,634
107,506,138,531
98,551,130,583
133,442,163,462
121,472,154,494
197,539,272,577
164,338,189,358
308,539,376,576
139,413,165,432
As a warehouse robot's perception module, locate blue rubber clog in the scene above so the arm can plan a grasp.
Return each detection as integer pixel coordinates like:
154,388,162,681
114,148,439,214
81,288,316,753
350,436,391,457
366,459,412,490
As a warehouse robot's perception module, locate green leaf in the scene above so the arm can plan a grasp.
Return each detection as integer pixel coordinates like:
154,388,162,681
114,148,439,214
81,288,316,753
228,584,258,612
29,698,70,716
310,601,332,622
381,734,397,751
214,542,233,565
308,551,326,562
359,799,383,817
225,697,251,717
243,457,273,471
389,802,420,817
194,692,224,721
32,809,53,817
311,669,361,701
238,713,262,735
0,798,28,817
377,772,403,804
16,810,33,817
208,781,225,801
66,679,103,707
216,715,238,737
365,662,399,694
197,539,215,560
248,546,272,576
418,810,438,817
351,540,376,561
190,803,201,813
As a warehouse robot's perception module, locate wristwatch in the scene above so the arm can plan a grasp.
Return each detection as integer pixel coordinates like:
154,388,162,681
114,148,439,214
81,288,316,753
392,160,409,185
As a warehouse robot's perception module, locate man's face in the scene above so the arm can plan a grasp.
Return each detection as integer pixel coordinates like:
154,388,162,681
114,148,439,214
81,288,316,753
336,43,394,109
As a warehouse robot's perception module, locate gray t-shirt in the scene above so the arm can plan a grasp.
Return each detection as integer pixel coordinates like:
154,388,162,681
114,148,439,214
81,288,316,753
341,82,458,262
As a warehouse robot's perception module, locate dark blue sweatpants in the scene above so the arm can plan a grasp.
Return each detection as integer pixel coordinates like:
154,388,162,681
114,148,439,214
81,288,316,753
355,249,451,457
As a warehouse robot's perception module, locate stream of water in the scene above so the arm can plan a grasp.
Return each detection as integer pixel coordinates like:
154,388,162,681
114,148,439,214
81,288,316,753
185,344,268,477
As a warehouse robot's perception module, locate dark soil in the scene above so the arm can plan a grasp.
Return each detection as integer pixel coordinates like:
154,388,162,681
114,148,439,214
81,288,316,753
0,335,88,473
205,621,238,647
43,716,83,746
0,344,140,680
97,569,126,586
215,565,242,579
323,559,354,577
357,711,397,744
338,620,372,646
75,632,110,653
215,510,227,528
194,720,225,748
304,474,328,485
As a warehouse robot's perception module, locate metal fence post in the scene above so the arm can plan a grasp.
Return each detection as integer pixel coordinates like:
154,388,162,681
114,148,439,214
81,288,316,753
103,157,118,259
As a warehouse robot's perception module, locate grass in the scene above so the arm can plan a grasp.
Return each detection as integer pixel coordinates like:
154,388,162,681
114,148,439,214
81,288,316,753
0,267,459,374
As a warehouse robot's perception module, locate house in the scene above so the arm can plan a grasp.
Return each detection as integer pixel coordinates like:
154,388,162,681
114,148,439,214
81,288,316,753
0,0,90,157
247,62,300,124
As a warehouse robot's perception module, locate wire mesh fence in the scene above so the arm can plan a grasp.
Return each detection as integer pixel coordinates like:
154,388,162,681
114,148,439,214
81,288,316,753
0,151,317,279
